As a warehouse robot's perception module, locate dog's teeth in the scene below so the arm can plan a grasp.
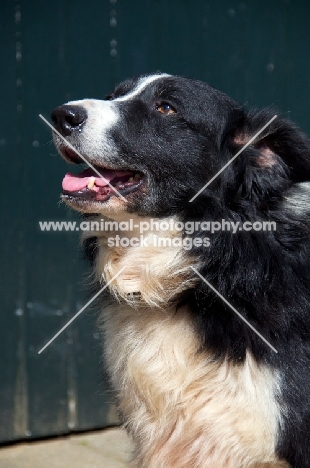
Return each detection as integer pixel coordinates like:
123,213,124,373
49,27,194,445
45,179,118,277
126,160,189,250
134,173,141,180
128,177,134,183
87,177,95,189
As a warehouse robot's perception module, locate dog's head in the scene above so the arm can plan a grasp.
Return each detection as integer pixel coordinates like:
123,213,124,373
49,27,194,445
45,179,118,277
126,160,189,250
52,73,310,219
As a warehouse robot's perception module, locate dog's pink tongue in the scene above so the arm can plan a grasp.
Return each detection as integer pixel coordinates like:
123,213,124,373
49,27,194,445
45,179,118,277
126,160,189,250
62,168,131,192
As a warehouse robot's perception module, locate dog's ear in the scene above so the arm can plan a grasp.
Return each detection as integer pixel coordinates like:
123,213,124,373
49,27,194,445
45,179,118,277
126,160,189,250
231,110,310,184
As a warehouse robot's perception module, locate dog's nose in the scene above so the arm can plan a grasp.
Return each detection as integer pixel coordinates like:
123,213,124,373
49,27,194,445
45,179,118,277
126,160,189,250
51,105,87,136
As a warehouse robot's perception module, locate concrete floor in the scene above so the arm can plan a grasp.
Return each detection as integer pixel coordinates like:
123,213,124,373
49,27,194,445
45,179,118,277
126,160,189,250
0,428,132,468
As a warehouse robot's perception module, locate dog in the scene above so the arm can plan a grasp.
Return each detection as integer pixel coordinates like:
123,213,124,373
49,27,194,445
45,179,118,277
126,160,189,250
51,73,310,467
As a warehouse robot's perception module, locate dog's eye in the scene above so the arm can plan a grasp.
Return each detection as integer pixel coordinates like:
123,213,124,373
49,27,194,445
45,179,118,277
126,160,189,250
156,102,176,115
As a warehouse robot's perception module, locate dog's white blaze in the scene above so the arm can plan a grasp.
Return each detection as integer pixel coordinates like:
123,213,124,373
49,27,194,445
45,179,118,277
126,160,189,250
63,99,119,162
113,73,170,102
67,98,119,132
62,75,170,167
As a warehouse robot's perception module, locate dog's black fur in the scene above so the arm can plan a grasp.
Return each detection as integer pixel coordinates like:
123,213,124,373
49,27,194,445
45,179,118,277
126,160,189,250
52,73,310,467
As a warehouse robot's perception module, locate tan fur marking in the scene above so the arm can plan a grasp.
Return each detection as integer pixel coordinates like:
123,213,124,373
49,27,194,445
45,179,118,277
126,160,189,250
233,133,250,145
256,146,277,168
233,135,277,168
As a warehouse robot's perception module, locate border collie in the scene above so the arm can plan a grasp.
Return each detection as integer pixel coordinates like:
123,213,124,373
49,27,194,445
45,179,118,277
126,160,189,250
51,73,310,468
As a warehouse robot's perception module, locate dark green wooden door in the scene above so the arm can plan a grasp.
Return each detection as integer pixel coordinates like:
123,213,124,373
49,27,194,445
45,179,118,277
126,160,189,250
1,0,310,442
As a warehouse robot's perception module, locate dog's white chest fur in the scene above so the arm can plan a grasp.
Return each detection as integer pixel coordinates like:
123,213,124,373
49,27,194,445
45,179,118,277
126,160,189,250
92,220,286,467
101,302,284,468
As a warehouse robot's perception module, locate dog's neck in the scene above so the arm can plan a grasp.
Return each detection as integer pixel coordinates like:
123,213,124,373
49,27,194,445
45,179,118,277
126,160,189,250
86,213,200,308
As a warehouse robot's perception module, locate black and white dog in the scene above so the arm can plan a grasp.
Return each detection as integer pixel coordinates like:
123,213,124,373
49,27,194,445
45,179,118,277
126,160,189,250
51,73,310,468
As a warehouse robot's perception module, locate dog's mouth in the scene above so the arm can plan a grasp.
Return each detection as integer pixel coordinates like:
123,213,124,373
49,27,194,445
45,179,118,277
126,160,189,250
61,148,144,203
62,167,143,201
